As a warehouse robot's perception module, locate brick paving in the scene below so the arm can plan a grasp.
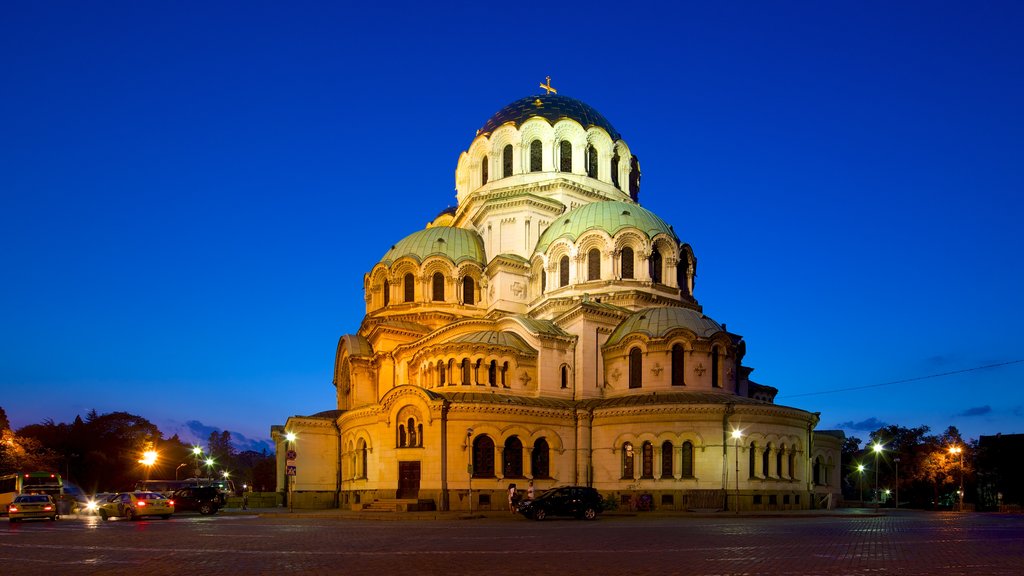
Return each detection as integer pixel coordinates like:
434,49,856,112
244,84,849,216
1,509,1021,575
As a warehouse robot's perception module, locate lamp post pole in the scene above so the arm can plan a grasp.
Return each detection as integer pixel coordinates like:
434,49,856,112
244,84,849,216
192,446,203,478
175,463,186,481
732,429,742,514
893,457,900,509
872,443,883,506
857,464,865,504
286,432,296,513
950,446,963,511
466,428,474,514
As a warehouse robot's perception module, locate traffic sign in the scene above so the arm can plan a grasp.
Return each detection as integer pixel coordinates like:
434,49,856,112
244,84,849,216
286,450,297,460
286,466,296,476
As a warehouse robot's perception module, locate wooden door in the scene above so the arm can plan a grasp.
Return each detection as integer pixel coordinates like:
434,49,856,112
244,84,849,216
397,461,420,499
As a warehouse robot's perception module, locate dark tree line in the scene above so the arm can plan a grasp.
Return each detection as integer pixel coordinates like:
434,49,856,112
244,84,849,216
0,406,275,494
841,424,974,508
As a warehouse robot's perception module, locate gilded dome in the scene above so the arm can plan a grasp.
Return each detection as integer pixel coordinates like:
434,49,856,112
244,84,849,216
379,226,486,266
535,200,676,252
478,94,621,140
605,306,723,347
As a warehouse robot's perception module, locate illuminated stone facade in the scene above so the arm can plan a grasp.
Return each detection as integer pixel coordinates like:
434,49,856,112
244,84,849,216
273,92,842,511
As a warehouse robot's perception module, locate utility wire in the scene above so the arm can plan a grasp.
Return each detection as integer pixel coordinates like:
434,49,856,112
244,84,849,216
779,359,1024,399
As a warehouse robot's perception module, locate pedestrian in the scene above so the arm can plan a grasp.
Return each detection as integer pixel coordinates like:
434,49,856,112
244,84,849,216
508,483,517,513
527,480,535,500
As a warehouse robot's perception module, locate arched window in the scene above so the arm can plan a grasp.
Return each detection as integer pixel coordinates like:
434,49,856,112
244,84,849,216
481,156,488,185
501,361,508,387
677,255,688,295
532,438,550,478
559,255,569,287
559,141,572,172
488,360,496,386
560,365,568,389
681,441,694,478
382,279,390,307
790,452,798,480
749,442,757,478
671,343,685,386
587,248,600,281
621,247,634,279
529,140,542,172
586,145,598,178
432,272,444,301
661,441,673,479
438,360,446,386
404,272,415,302
777,445,785,478
398,424,407,448
813,456,822,485
649,248,662,283
629,156,640,201
357,439,368,479
611,152,620,188
462,276,475,305
711,346,720,388
472,435,495,478
502,144,513,178
540,269,546,293
621,442,634,479
409,418,418,447
461,358,470,385
641,441,654,478
503,436,523,478
629,347,642,389
762,444,771,478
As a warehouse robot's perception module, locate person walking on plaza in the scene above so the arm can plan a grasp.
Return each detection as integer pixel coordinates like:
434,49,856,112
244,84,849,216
508,483,517,513
527,480,535,501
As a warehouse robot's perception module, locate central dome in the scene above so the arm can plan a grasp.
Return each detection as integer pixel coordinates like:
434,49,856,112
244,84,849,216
478,94,621,140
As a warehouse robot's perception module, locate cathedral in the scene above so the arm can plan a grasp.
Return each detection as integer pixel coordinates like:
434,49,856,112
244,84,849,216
273,83,843,512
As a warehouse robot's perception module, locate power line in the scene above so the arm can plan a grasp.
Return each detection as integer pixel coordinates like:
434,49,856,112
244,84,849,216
779,359,1024,399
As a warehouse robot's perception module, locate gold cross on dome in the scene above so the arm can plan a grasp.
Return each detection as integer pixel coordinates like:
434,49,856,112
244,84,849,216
539,76,557,95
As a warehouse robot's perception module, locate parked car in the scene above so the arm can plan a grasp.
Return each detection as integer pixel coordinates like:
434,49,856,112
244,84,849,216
516,486,603,520
97,492,174,521
171,486,221,515
7,494,58,522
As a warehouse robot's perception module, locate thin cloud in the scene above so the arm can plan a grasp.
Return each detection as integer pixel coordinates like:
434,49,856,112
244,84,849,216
835,417,889,431
955,405,991,417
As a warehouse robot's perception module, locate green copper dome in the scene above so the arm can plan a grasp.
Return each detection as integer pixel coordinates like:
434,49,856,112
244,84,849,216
380,226,486,266
605,306,722,347
535,200,676,252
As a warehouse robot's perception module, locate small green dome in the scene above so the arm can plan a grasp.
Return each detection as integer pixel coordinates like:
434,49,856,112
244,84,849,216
380,227,486,266
606,306,722,347
535,200,676,252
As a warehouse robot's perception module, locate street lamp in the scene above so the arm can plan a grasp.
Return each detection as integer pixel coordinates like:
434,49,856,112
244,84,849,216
856,463,865,504
175,463,187,480
949,446,963,511
466,428,474,514
285,432,297,513
893,457,900,509
872,443,884,505
205,457,215,479
731,428,742,513
192,446,203,477
139,450,158,480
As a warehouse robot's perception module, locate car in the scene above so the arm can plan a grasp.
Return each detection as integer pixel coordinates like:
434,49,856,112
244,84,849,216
516,486,604,521
170,486,221,515
96,491,174,520
7,494,58,522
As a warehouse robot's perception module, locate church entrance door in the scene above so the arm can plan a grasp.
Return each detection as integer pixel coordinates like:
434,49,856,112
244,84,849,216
397,461,420,499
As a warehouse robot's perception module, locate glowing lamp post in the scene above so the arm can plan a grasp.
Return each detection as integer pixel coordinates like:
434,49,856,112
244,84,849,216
192,446,203,477
139,450,158,480
731,429,742,513
949,446,964,511
856,464,865,504
205,457,215,479
285,432,297,512
872,443,884,505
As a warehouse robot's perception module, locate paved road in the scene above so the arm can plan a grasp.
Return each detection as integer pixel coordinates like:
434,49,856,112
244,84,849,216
2,510,1022,575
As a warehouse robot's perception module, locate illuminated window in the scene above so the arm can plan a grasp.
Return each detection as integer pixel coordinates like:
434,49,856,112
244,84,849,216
488,360,496,386
462,358,470,385
671,344,685,386
586,145,598,178
502,144,513,178
559,255,569,287
559,141,572,172
621,442,634,479
438,360,446,386
641,442,654,478
621,247,634,279
530,140,541,172
629,347,642,389
481,156,488,185
587,248,600,281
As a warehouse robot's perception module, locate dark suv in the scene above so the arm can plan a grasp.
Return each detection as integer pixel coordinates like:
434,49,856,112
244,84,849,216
170,486,221,515
516,486,604,520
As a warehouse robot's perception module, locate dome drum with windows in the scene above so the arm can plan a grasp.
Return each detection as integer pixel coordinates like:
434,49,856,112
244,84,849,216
275,81,842,513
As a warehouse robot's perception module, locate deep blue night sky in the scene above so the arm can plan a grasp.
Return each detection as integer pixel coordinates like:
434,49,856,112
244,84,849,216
2,1,1022,447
